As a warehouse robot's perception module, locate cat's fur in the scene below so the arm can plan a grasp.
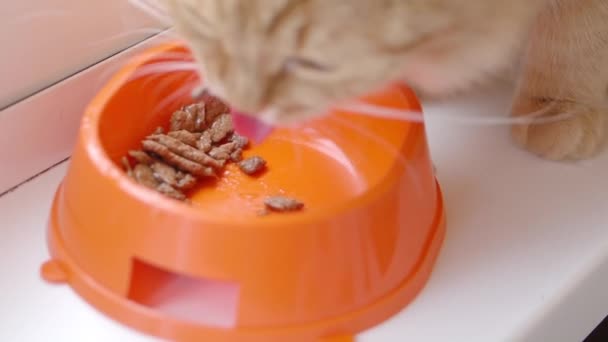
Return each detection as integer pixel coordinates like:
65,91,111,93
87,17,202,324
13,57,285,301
161,0,608,161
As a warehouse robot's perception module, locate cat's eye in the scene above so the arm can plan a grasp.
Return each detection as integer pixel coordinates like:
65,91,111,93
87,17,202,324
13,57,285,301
282,56,330,73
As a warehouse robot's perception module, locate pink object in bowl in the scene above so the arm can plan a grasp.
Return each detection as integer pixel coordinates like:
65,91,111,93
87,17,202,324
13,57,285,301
230,110,275,144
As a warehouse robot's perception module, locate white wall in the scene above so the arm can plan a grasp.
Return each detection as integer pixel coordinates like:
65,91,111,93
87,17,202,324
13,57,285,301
0,0,167,109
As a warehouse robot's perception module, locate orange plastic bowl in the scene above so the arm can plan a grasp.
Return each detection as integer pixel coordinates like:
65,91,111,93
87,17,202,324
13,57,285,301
41,42,445,342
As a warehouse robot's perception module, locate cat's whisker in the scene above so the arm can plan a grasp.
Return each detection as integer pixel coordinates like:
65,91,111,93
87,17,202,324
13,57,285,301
139,69,178,95
326,116,408,168
338,99,577,126
8,9,76,26
85,27,169,48
307,125,367,173
128,0,173,25
94,52,195,89
141,51,196,59
127,62,199,82
153,83,197,116
174,2,215,40
133,56,197,82
98,60,195,104
271,125,360,181
336,102,424,123
286,128,306,171
123,68,189,91
143,71,197,102
327,116,426,197
135,77,197,125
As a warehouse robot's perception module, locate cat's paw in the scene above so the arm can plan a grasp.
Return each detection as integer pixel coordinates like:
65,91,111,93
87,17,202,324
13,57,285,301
510,99,607,161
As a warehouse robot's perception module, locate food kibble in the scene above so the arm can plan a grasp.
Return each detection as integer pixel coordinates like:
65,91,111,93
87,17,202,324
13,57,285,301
168,130,201,147
169,103,205,132
121,94,306,213
230,149,243,162
122,95,244,201
209,114,234,143
263,196,305,212
238,156,267,175
230,134,249,149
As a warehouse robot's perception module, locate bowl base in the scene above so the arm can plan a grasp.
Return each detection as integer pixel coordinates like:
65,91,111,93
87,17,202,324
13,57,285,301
41,181,446,342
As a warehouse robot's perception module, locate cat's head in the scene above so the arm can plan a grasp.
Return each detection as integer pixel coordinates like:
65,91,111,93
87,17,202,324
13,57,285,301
161,0,538,125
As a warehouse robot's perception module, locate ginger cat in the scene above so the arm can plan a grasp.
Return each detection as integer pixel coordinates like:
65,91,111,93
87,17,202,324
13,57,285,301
152,0,608,161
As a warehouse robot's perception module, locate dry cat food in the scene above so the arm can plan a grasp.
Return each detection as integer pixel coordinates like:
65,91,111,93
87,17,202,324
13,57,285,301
263,196,305,212
238,156,267,175
122,94,250,201
121,94,305,214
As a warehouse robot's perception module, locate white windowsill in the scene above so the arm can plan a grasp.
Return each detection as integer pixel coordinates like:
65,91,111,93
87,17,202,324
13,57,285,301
1,1,166,108
1,34,607,342
0,31,174,194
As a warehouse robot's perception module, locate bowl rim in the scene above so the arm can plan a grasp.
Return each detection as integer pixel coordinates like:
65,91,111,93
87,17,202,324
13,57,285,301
81,41,427,228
